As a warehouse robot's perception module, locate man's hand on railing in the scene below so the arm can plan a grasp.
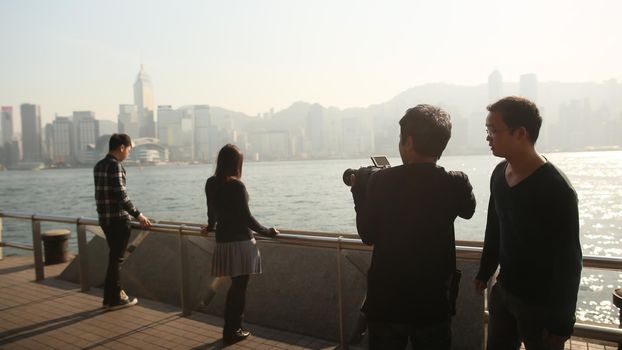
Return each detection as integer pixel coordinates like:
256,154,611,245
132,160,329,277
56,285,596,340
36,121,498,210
137,214,152,229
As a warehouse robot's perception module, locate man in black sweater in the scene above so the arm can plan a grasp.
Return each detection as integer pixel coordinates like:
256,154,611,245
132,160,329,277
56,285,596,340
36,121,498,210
474,97,582,349
351,105,476,349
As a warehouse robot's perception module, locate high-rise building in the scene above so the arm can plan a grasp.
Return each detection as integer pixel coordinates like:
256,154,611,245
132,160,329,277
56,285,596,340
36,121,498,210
520,73,538,102
20,103,42,162
193,105,211,161
306,104,325,154
488,70,503,103
50,116,74,164
1,106,14,144
157,105,183,146
98,120,117,136
134,65,156,138
118,104,140,137
73,111,99,164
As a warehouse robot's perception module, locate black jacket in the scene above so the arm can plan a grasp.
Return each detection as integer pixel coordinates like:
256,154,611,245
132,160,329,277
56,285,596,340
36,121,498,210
353,163,476,323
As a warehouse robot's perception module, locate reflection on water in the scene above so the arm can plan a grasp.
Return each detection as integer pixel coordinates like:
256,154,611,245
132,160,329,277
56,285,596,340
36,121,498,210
1,151,621,324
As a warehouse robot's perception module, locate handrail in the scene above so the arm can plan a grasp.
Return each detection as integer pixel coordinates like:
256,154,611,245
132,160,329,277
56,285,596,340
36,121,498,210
2,210,621,269
1,210,622,346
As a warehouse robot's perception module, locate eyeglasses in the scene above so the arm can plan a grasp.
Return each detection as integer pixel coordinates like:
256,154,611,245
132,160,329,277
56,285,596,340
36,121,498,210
485,128,513,137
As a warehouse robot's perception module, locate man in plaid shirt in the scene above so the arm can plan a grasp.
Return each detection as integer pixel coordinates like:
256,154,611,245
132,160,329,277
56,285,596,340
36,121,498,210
94,133,152,310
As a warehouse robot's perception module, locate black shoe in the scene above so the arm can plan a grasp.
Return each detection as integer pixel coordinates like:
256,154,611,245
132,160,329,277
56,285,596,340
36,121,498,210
107,297,138,311
223,328,250,344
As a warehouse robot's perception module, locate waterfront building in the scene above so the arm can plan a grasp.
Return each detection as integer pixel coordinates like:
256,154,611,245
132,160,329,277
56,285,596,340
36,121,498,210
129,137,169,164
98,120,117,136
193,105,211,162
247,129,290,160
118,104,140,138
156,105,182,147
520,73,539,102
341,115,374,157
488,70,503,103
306,104,325,155
134,65,156,138
20,103,42,162
50,116,74,164
73,111,99,164
1,106,14,144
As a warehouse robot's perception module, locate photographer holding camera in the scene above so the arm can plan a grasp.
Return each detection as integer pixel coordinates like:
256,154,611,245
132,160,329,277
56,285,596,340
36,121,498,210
350,104,476,349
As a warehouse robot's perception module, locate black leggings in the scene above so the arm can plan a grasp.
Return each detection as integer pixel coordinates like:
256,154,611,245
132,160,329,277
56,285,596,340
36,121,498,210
224,275,250,334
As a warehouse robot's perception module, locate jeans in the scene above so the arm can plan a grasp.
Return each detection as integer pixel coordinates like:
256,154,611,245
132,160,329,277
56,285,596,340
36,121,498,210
101,220,132,305
487,283,565,350
223,275,250,335
368,320,451,350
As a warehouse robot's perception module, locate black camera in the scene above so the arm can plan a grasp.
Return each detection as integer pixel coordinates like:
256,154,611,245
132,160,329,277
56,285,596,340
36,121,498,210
342,156,391,187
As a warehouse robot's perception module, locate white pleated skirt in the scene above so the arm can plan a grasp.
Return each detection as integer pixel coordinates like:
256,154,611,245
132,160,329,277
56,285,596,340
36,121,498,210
211,238,262,277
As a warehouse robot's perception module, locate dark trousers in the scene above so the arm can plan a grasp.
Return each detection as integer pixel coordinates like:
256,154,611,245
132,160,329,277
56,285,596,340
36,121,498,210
101,220,132,305
223,275,250,335
487,283,565,350
368,320,451,350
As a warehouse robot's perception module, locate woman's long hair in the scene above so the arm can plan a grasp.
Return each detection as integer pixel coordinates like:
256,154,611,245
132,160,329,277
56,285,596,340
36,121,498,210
215,144,244,181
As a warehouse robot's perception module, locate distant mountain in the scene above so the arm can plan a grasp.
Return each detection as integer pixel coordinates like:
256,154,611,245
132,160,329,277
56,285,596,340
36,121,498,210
204,79,622,131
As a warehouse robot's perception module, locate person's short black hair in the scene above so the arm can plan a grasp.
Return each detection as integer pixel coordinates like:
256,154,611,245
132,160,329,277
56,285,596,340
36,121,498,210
487,96,542,144
109,133,132,151
399,104,452,159
215,144,244,180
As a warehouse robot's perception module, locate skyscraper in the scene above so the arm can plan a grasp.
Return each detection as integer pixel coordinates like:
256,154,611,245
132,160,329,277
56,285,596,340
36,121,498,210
193,105,211,161
157,105,183,146
488,70,503,103
118,104,140,137
50,116,74,164
1,106,14,144
73,111,99,164
20,103,42,162
520,73,538,102
134,65,156,138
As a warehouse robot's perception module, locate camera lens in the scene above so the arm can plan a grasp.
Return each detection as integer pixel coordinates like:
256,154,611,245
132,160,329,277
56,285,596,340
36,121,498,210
342,168,356,186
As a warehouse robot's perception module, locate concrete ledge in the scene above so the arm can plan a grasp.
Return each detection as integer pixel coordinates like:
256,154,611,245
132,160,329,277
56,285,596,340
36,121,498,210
59,232,484,349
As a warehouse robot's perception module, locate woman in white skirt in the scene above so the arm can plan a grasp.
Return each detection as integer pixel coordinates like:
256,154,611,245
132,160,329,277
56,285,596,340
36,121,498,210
201,144,279,344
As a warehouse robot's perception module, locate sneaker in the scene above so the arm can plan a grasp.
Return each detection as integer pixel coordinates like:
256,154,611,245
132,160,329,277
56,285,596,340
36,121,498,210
223,328,250,344
102,290,130,309
107,297,138,311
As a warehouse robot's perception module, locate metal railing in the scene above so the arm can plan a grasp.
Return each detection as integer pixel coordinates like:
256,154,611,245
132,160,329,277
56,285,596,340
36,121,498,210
1,210,622,348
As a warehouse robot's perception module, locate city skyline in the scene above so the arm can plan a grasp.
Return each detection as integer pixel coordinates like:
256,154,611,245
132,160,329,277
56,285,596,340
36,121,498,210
1,0,621,124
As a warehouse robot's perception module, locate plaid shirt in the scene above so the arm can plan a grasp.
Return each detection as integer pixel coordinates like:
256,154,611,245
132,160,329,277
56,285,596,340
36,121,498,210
94,154,140,225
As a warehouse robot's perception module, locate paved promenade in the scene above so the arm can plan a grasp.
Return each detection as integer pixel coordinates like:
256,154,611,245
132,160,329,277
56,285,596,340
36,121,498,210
0,256,337,350
0,255,618,349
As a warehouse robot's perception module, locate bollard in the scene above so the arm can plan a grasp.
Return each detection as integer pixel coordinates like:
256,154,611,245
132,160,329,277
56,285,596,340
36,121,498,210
42,229,71,265
613,288,622,350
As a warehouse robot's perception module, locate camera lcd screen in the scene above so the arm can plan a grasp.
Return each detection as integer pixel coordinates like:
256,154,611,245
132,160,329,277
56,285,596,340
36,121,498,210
371,155,391,167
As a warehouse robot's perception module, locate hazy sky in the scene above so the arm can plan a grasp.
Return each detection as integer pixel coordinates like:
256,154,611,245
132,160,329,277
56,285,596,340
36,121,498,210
1,0,620,124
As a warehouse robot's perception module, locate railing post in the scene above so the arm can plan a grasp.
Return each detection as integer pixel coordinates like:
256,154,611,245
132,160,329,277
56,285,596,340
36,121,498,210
76,218,90,292
31,214,44,281
178,224,190,315
0,216,4,260
337,236,347,349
